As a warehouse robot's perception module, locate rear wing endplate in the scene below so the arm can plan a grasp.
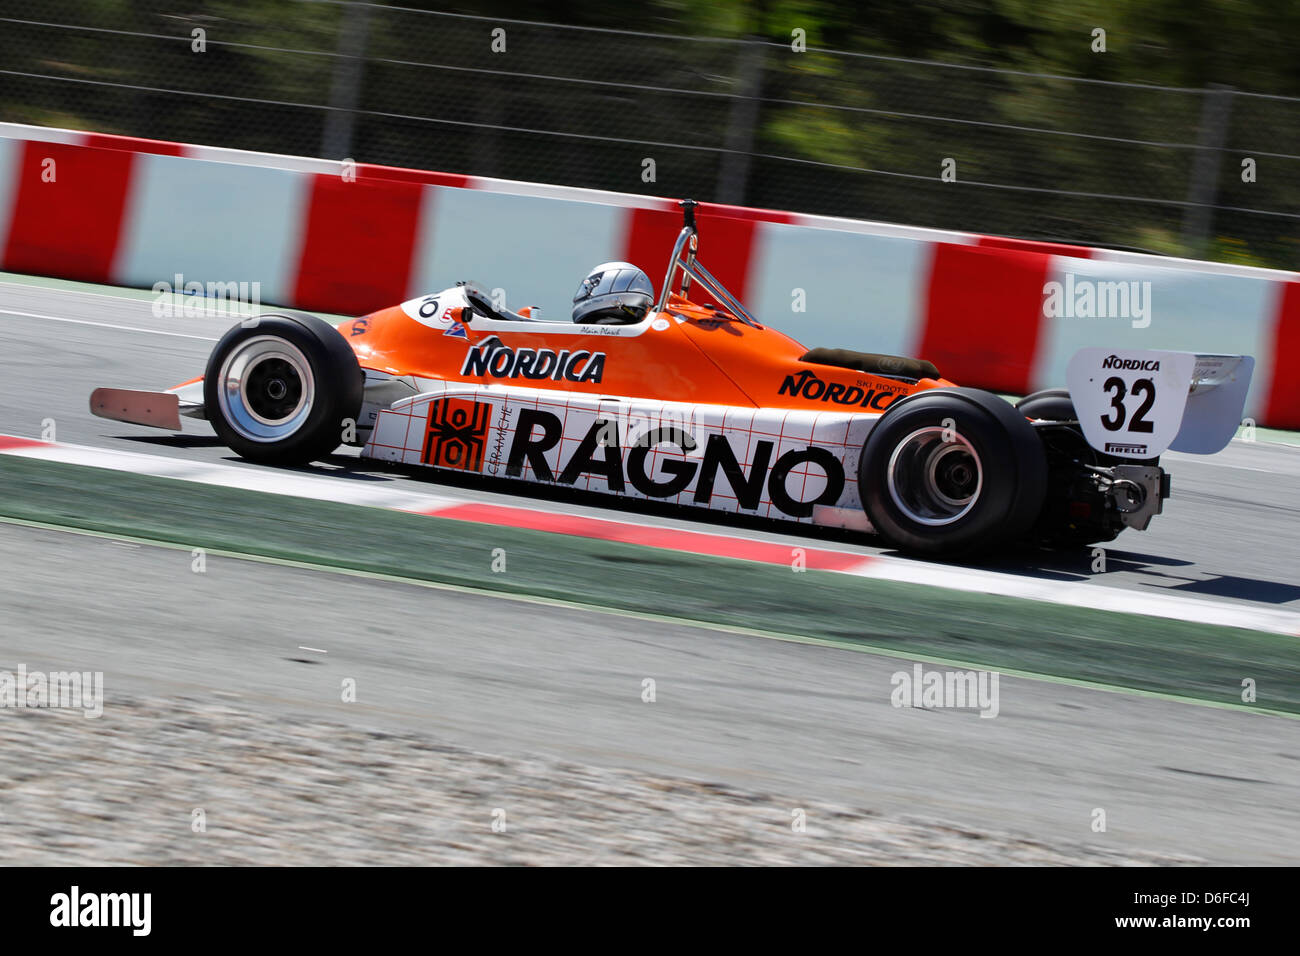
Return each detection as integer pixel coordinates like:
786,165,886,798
1065,349,1254,459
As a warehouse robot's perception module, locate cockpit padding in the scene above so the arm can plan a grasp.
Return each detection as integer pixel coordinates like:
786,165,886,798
801,348,940,382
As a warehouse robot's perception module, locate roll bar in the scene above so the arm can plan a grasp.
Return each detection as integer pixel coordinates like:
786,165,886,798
654,200,761,328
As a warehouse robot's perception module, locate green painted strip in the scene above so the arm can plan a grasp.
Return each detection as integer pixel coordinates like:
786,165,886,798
0,454,1296,715
4,511,1293,720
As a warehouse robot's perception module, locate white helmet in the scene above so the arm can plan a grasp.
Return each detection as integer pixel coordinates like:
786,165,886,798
572,261,653,324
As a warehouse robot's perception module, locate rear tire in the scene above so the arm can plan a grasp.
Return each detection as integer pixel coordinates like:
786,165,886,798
1015,388,1075,422
203,312,363,465
858,388,1047,556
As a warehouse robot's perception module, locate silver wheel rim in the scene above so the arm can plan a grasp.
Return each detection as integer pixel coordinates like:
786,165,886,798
886,426,983,527
216,336,315,443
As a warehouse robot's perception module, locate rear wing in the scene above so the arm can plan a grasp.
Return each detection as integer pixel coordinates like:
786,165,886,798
1065,349,1254,459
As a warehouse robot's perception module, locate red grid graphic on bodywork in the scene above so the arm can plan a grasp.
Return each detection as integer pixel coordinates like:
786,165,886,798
368,388,864,523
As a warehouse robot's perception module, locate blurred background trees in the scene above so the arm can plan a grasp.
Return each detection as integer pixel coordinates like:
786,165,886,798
0,0,1296,266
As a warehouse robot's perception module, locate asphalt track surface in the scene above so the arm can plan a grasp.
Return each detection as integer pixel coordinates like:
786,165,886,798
3,276,1298,614
2,277,1299,863
2,520,1298,863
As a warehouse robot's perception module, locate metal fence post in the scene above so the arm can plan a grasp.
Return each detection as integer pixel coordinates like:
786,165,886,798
1181,83,1234,254
320,0,372,160
716,39,766,205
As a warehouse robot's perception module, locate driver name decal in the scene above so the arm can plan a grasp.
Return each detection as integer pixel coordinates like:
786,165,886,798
461,336,606,384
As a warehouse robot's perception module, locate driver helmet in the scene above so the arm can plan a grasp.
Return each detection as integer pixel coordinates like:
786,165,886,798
572,261,653,324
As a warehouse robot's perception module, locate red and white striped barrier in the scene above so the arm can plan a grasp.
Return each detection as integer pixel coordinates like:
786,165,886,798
1,122,1297,427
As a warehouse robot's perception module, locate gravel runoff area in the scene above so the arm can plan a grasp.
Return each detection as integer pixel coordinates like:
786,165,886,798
1,696,1198,866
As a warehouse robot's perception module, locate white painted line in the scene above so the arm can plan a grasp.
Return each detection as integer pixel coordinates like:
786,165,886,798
0,277,163,305
849,560,1300,636
1163,454,1290,476
0,279,262,319
0,439,462,512
0,308,220,341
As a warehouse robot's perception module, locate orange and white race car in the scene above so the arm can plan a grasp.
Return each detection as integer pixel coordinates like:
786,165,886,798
91,201,1254,555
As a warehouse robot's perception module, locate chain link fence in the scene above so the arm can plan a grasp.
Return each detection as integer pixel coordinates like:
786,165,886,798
1,0,1297,268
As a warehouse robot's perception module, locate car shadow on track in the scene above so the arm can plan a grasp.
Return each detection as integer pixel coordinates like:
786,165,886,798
985,547,1300,605
116,434,227,449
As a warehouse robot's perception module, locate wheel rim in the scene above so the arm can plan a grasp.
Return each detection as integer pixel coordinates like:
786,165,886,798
216,336,315,443
885,426,983,526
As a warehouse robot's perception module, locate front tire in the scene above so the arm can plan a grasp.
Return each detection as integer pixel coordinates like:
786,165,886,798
203,313,363,465
858,388,1047,556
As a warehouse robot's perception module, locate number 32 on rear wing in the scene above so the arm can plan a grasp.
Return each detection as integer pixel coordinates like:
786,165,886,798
1066,349,1255,459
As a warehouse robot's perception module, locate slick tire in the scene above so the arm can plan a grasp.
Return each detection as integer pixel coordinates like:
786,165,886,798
858,388,1047,556
1015,388,1076,422
203,312,363,466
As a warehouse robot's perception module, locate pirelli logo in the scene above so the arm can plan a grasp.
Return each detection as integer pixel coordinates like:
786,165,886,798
423,397,492,471
1105,441,1148,455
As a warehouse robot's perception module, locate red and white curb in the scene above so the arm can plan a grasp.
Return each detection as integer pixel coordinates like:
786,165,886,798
2,433,1297,636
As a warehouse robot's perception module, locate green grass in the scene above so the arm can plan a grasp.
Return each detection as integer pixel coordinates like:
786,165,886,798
1,454,1296,715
